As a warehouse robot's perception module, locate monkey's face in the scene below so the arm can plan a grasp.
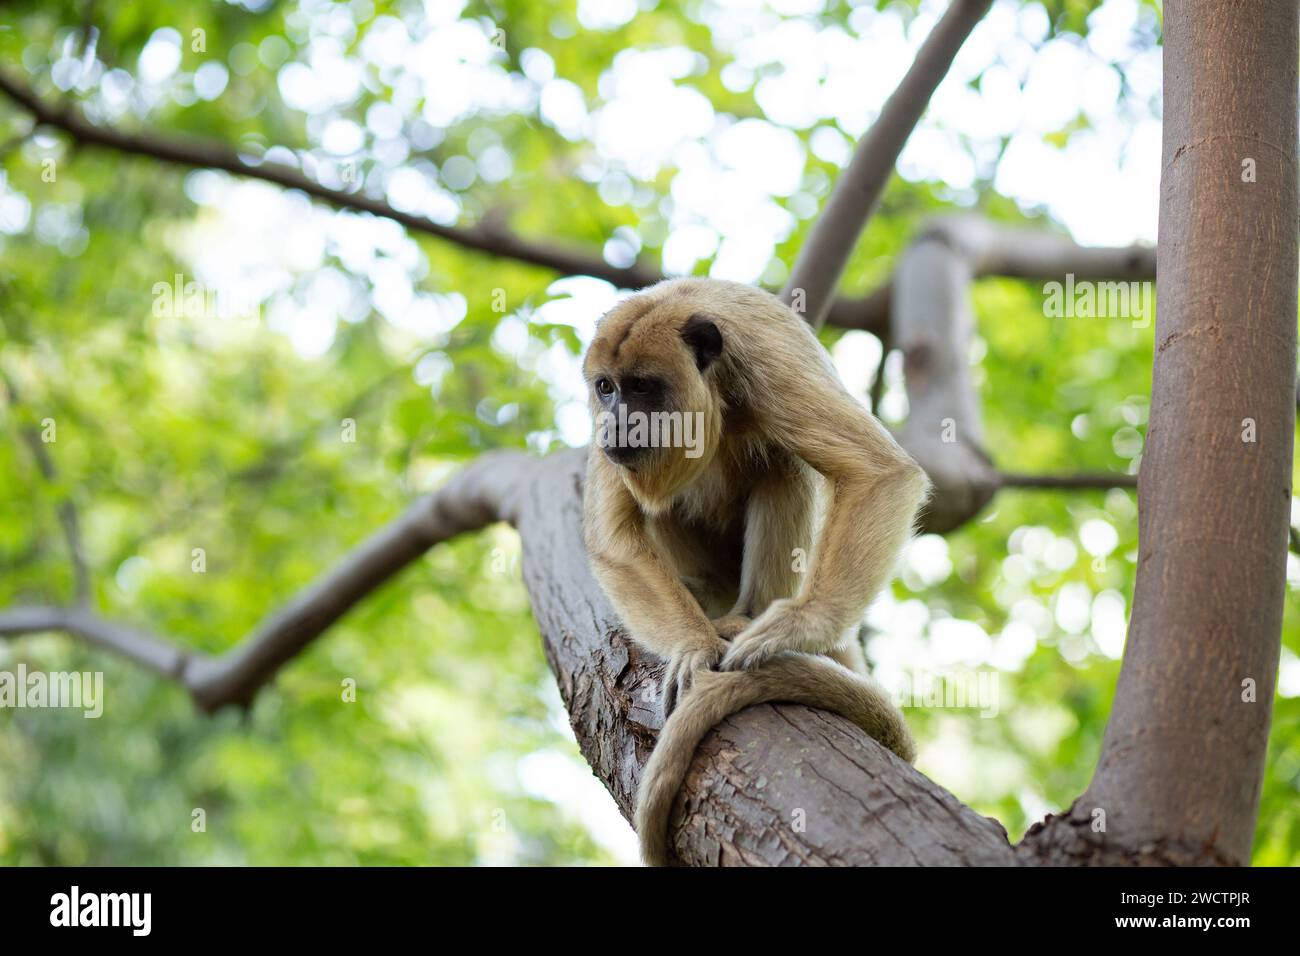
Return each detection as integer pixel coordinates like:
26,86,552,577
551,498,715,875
589,371,667,467
584,294,724,505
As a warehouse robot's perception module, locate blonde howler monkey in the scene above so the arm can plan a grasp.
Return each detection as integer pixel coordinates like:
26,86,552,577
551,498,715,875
582,277,928,866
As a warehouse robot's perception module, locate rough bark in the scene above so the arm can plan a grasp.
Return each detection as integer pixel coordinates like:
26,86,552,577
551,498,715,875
1020,0,1298,867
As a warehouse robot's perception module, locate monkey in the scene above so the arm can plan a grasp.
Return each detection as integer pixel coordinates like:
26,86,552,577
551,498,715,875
581,276,930,867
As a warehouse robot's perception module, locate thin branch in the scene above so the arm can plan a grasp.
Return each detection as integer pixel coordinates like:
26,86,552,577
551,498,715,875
782,0,994,328
0,451,534,711
23,431,91,605
2,371,91,606
0,69,661,291
0,605,190,677
999,471,1138,490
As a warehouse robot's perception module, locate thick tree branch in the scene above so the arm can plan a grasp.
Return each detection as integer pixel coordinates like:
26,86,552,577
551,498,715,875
889,215,1148,532
1,443,1023,864
782,0,993,327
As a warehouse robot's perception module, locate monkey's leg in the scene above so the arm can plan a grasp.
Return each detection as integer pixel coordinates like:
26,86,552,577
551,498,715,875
731,458,871,673
731,454,818,620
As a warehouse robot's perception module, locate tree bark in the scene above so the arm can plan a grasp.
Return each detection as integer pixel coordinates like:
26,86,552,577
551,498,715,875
1020,0,1298,867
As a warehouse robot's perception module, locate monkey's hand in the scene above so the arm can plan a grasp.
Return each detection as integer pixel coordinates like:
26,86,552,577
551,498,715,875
661,636,728,716
719,599,838,672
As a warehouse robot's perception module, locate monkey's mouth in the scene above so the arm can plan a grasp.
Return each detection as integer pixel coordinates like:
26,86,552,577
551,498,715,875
603,444,651,469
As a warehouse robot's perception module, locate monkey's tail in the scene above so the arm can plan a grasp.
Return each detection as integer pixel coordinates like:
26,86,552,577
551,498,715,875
633,655,915,867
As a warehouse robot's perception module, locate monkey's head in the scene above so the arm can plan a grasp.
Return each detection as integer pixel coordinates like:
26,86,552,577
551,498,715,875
584,282,727,508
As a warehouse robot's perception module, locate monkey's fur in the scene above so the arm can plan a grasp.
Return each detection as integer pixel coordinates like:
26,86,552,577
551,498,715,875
582,277,929,866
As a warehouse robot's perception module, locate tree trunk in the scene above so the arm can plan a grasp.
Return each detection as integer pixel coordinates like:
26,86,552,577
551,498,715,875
1020,0,1298,866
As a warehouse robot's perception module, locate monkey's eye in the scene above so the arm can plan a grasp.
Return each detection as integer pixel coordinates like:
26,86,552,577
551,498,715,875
595,378,615,397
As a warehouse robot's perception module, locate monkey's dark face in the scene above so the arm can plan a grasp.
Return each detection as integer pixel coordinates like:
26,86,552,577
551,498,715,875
584,293,725,504
591,372,670,467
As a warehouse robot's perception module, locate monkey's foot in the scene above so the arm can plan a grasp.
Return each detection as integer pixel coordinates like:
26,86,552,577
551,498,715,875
661,638,728,716
718,599,833,672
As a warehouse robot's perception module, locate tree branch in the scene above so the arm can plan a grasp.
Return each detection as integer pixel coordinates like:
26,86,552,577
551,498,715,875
1,370,91,606
22,430,91,606
890,215,1149,532
0,605,191,677
514,449,1017,864
0,65,1162,353
0,450,533,710
782,0,993,327
999,471,1137,491
0,69,661,291
0,443,1024,864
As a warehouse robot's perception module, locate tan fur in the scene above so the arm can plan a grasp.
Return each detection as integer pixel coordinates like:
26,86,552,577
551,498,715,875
581,277,930,866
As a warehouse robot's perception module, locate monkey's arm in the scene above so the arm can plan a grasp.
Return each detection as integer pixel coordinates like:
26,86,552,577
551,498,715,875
584,458,729,711
720,354,929,672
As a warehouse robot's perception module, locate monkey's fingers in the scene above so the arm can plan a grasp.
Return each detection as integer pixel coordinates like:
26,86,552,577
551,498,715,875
661,671,679,716
719,636,780,672
661,656,689,715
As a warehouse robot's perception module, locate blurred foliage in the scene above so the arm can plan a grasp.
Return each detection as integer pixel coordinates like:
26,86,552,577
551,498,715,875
0,0,1295,867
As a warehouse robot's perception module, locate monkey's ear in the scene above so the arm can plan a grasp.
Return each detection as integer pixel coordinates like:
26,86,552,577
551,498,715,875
680,314,723,372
